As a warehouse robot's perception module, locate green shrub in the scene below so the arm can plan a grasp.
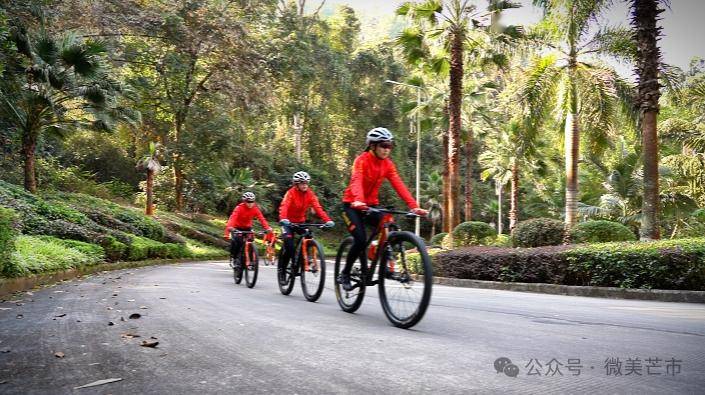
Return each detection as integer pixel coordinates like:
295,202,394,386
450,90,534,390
10,235,104,276
35,201,88,224
0,207,20,276
512,218,565,248
429,232,447,246
565,238,705,290
488,234,512,247
433,238,705,290
37,236,105,263
98,235,128,262
569,220,637,243
127,235,190,260
451,221,496,247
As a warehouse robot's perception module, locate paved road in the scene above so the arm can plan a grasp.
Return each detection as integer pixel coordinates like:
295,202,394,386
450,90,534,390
1,260,704,394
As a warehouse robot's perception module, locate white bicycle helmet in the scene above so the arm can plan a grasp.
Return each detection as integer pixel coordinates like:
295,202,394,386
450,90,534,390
242,192,256,202
366,127,394,145
292,171,311,183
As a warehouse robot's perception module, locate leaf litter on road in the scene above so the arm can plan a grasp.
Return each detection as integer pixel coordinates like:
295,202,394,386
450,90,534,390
73,378,123,389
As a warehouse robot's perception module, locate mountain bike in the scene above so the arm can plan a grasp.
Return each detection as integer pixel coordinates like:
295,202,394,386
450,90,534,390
230,229,264,288
263,230,279,266
334,207,433,329
277,223,328,302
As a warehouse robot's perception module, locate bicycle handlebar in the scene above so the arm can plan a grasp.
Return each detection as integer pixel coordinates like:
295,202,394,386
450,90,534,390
363,206,421,219
289,223,329,229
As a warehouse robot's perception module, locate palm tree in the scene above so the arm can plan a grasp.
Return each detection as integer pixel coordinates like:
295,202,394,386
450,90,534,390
136,142,162,216
397,0,483,232
521,0,636,228
421,170,444,238
0,25,136,193
630,0,669,239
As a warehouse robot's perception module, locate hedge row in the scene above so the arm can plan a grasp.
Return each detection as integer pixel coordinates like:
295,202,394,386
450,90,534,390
0,207,19,275
434,238,705,290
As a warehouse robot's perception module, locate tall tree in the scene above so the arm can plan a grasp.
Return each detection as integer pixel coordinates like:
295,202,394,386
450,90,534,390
0,20,136,193
522,0,636,228
397,1,482,232
631,0,667,239
121,1,269,211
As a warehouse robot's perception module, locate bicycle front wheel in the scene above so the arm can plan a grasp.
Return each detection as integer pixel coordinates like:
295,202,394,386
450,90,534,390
232,255,243,285
277,247,296,295
334,236,366,313
378,231,433,329
244,244,259,288
300,239,326,302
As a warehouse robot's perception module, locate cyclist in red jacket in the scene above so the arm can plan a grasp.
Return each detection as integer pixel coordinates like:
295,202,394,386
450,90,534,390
338,127,427,291
278,171,334,277
224,192,272,269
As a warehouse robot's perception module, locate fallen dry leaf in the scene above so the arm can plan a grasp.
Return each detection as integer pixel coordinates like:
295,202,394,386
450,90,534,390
139,306,148,309
54,352,65,358
54,313,66,318
73,378,123,389
140,340,159,348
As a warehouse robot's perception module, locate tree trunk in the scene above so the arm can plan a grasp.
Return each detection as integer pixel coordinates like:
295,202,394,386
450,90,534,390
442,109,451,233
293,113,303,162
173,121,184,212
146,169,154,216
448,31,464,231
497,182,503,235
509,159,519,231
464,136,473,221
633,0,663,240
564,111,579,228
22,131,38,193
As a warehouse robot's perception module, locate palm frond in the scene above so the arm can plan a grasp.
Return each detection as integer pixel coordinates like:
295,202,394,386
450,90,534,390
582,26,636,63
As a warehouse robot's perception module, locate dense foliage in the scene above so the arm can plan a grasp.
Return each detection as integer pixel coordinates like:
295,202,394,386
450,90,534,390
435,238,705,290
511,218,565,248
569,220,637,243
0,1,702,283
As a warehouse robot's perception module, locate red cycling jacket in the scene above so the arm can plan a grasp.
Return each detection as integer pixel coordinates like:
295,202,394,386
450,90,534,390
342,151,418,209
279,186,331,223
224,202,271,238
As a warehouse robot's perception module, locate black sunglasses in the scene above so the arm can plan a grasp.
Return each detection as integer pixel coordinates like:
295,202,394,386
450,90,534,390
378,142,394,149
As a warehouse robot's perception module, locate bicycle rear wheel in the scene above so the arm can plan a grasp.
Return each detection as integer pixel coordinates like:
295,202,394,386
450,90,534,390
277,246,296,295
244,244,259,288
334,236,366,313
300,239,326,302
378,231,433,329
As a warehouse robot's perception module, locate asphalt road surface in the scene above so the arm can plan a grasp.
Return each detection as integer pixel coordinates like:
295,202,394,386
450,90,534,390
1,260,704,394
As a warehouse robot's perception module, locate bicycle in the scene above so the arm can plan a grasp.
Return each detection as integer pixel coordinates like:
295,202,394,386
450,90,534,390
277,223,328,302
263,230,279,266
334,207,433,329
229,229,264,288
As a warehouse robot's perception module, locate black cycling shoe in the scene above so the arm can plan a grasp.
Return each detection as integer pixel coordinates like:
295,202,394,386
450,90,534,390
337,273,353,291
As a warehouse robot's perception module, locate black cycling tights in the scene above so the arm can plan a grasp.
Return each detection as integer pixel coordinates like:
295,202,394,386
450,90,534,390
341,203,382,275
229,227,252,260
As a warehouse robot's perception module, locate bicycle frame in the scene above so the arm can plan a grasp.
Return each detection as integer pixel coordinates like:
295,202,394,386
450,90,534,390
230,230,260,267
360,209,410,285
289,224,324,272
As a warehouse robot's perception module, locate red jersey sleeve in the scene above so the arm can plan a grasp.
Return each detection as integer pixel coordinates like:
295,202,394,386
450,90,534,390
349,155,367,203
309,191,331,222
386,161,419,209
224,205,241,238
279,189,292,220
254,206,270,230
